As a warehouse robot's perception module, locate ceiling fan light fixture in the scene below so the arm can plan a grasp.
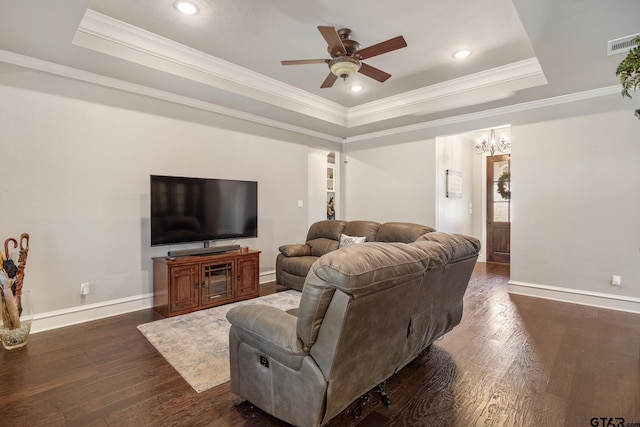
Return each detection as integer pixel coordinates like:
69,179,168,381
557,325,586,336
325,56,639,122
174,1,199,15
329,56,361,79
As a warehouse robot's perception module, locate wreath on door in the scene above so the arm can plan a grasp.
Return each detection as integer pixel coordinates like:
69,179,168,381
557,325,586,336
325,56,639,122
497,170,511,200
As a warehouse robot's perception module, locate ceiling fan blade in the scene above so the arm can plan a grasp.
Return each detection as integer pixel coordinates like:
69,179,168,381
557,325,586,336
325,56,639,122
281,59,329,65
359,62,392,82
320,73,339,88
318,26,346,56
357,36,407,60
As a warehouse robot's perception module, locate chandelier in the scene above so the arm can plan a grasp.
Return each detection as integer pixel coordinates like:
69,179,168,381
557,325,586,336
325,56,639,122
475,129,510,156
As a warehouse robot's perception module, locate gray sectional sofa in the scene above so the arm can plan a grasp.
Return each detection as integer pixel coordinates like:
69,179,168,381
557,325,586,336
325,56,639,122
276,220,435,290
227,223,480,426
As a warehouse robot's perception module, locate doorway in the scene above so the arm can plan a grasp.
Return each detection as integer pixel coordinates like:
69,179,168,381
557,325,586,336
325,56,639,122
307,148,339,226
486,154,511,263
433,126,511,263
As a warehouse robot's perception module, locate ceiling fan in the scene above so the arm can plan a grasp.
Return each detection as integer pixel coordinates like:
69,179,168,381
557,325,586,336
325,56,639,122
281,26,407,88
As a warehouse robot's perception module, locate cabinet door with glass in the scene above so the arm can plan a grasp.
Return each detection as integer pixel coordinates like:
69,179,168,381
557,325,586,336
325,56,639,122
200,260,235,307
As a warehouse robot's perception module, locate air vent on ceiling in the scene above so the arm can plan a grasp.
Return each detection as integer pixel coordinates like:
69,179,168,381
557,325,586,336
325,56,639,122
607,33,640,56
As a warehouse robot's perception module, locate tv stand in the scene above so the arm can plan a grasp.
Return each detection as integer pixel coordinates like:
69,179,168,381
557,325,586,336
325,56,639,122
152,249,260,317
167,244,241,257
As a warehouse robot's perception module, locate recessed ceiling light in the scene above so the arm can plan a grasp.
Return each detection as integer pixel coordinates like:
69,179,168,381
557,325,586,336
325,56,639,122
349,84,364,92
174,1,199,15
453,49,472,59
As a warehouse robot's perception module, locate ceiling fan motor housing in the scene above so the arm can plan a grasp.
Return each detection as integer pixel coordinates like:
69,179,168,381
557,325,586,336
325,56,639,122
327,28,361,57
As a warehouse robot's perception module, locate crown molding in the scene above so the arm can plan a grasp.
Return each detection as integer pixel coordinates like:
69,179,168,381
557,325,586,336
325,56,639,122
74,10,549,129
0,49,343,143
0,47,620,145
347,58,547,127
73,10,348,127
344,85,621,143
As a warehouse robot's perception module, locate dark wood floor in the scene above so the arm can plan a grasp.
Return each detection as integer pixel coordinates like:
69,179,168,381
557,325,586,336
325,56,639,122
1,263,639,426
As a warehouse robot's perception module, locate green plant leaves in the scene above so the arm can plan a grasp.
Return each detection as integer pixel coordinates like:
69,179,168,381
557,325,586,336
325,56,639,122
616,36,640,99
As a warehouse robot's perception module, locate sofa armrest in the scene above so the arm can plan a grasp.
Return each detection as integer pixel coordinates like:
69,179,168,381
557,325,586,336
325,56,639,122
227,305,307,369
278,244,311,257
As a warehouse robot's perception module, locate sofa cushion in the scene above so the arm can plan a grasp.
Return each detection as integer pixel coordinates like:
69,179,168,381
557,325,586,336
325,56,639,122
306,220,346,241
375,222,435,243
306,220,346,257
279,256,318,278
342,221,380,242
409,240,452,269
338,234,366,248
416,232,481,261
308,238,340,257
281,271,307,292
311,242,434,296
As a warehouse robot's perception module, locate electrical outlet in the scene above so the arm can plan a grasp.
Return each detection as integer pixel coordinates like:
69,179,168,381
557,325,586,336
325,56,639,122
611,275,622,287
80,282,90,295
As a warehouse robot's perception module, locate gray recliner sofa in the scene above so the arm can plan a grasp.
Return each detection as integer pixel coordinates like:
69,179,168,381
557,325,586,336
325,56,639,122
227,231,480,426
276,220,435,290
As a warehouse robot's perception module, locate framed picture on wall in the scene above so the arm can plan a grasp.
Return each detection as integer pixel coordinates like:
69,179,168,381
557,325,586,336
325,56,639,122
446,169,462,198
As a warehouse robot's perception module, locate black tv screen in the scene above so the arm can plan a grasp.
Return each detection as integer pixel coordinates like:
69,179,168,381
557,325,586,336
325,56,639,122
150,175,257,246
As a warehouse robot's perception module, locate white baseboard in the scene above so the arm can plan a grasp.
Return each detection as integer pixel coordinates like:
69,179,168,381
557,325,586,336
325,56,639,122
508,281,640,314
260,270,276,284
31,293,154,333
30,270,279,333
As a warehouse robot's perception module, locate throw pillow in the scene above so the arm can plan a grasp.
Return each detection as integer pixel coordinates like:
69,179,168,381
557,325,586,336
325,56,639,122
339,234,366,248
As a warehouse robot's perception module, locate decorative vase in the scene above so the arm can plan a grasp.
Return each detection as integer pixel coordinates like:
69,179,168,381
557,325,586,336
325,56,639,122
1,290,33,350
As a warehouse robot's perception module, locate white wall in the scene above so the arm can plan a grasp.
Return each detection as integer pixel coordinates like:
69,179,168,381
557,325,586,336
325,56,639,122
0,74,311,325
435,134,476,235
510,109,640,302
344,111,638,311
344,139,437,225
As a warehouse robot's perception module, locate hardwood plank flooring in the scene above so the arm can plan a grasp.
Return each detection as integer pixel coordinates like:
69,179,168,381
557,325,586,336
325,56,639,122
1,263,638,426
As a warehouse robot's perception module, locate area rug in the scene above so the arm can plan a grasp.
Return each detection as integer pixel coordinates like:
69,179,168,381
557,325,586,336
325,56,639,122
137,289,301,393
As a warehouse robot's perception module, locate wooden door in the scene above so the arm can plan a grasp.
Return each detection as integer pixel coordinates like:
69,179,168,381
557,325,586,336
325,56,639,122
169,264,199,313
487,154,511,263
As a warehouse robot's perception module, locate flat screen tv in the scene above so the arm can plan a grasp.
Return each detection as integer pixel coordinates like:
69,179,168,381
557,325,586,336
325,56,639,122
150,175,257,246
